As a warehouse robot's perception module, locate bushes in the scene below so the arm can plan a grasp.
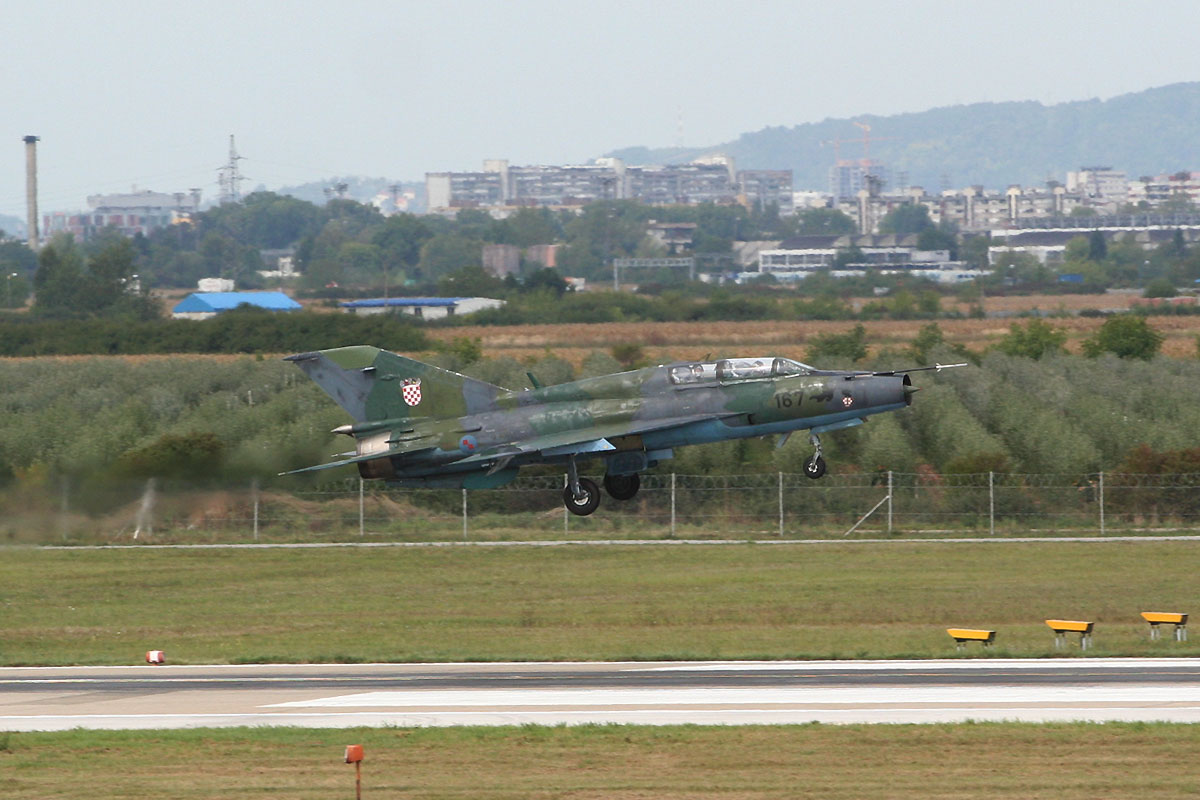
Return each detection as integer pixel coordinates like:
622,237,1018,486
115,432,225,481
7,350,1200,502
1082,314,1164,360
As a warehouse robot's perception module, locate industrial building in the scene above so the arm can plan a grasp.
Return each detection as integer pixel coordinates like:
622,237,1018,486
339,297,504,319
44,189,201,242
171,291,302,320
754,234,988,284
989,219,1200,265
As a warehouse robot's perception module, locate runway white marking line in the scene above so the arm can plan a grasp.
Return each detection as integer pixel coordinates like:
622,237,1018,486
5,658,1200,675
631,658,1200,672
267,684,1200,709
10,707,1200,731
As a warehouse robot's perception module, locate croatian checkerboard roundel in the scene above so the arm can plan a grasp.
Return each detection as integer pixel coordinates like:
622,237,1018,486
842,395,854,407
401,377,422,406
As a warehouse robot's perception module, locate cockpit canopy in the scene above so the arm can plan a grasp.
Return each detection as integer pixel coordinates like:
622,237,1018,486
669,357,814,385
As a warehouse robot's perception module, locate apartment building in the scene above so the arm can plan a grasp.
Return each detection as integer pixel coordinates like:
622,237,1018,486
427,157,792,213
43,189,201,241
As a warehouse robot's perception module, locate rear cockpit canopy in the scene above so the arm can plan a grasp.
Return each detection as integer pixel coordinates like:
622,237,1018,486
669,357,813,385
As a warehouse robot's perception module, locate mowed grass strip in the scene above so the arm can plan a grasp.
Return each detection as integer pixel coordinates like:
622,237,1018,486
1,542,1196,664
4,723,1200,799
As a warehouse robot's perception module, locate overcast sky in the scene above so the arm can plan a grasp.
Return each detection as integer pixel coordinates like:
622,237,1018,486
3,0,1199,219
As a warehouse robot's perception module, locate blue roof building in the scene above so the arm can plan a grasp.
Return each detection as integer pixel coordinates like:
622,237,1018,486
172,291,302,319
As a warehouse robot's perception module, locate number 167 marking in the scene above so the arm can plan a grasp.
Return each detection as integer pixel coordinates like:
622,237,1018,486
774,390,803,408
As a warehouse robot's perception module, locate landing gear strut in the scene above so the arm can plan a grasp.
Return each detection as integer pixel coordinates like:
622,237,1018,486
803,432,827,479
563,457,601,516
603,472,641,501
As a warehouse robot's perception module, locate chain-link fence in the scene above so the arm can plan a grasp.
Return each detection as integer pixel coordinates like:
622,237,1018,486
5,471,1200,545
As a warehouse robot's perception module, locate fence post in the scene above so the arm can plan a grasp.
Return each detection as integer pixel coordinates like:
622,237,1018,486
59,476,69,542
988,471,995,537
358,478,364,537
462,488,468,541
778,471,784,537
1098,471,1105,536
670,473,676,538
251,478,259,542
887,470,893,534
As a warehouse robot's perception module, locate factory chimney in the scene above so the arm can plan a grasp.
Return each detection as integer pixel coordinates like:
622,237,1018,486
23,135,40,249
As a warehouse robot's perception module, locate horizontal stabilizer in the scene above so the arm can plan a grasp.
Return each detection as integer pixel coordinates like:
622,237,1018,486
278,447,430,476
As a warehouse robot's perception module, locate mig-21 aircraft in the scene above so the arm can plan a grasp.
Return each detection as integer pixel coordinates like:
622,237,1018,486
285,345,964,516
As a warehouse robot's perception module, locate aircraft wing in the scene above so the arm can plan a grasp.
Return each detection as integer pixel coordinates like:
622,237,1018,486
282,412,741,477
454,412,742,467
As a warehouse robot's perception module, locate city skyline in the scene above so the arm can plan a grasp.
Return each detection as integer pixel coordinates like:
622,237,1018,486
4,1,1200,220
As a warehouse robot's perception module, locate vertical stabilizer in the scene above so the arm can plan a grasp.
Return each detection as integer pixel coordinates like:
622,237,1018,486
286,345,506,422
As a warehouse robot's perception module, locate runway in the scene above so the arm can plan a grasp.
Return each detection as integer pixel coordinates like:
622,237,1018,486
4,659,1200,731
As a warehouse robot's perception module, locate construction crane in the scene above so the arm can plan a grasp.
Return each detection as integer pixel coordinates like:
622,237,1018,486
851,121,894,165
823,122,894,167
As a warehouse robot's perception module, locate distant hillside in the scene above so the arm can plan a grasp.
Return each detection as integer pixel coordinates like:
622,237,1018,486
607,83,1200,192
0,213,25,239
267,177,426,212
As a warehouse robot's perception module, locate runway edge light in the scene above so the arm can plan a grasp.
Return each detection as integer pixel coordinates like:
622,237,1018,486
145,650,165,664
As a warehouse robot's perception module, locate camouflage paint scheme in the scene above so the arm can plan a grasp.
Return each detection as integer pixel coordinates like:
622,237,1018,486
286,345,932,498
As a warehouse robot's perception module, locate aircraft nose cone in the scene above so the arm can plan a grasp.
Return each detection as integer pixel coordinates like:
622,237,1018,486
904,384,919,406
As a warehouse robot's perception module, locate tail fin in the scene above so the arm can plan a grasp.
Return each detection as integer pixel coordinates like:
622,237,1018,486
286,345,507,423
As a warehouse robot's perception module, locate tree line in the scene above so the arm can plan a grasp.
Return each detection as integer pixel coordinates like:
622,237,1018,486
4,190,1200,331
0,308,428,356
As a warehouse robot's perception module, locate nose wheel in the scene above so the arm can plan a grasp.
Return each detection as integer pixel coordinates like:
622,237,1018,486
563,477,601,516
804,432,827,479
563,457,601,516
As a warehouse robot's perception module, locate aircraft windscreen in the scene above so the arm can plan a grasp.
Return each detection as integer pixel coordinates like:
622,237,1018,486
772,357,814,375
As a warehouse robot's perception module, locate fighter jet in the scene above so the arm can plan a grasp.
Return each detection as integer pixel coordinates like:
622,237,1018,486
285,345,963,516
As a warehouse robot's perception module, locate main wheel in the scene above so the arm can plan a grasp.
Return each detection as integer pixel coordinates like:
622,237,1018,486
803,454,827,479
563,476,601,516
603,472,641,501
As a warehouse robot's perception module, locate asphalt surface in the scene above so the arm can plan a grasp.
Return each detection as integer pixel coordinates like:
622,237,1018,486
5,658,1200,730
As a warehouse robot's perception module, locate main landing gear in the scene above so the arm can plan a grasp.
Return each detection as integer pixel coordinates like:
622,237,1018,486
803,432,827,479
603,472,640,501
563,459,643,516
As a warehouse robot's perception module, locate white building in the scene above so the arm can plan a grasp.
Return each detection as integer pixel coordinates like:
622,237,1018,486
989,223,1200,266
197,277,236,292
754,234,988,284
427,157,792,212
339,297,504,320
1066,167,1129,207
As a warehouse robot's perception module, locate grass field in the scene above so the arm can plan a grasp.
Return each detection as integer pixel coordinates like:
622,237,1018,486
2,541,1196,665
5,723,1200,799
430,311,1200,366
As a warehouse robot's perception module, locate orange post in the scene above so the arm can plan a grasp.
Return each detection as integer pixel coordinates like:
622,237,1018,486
345,745,364,799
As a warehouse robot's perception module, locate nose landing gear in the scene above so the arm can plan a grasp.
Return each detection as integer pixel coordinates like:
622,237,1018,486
563,457,601,516
803,432,826,479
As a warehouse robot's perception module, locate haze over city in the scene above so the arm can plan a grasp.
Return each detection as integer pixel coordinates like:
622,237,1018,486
4,0,1200,218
